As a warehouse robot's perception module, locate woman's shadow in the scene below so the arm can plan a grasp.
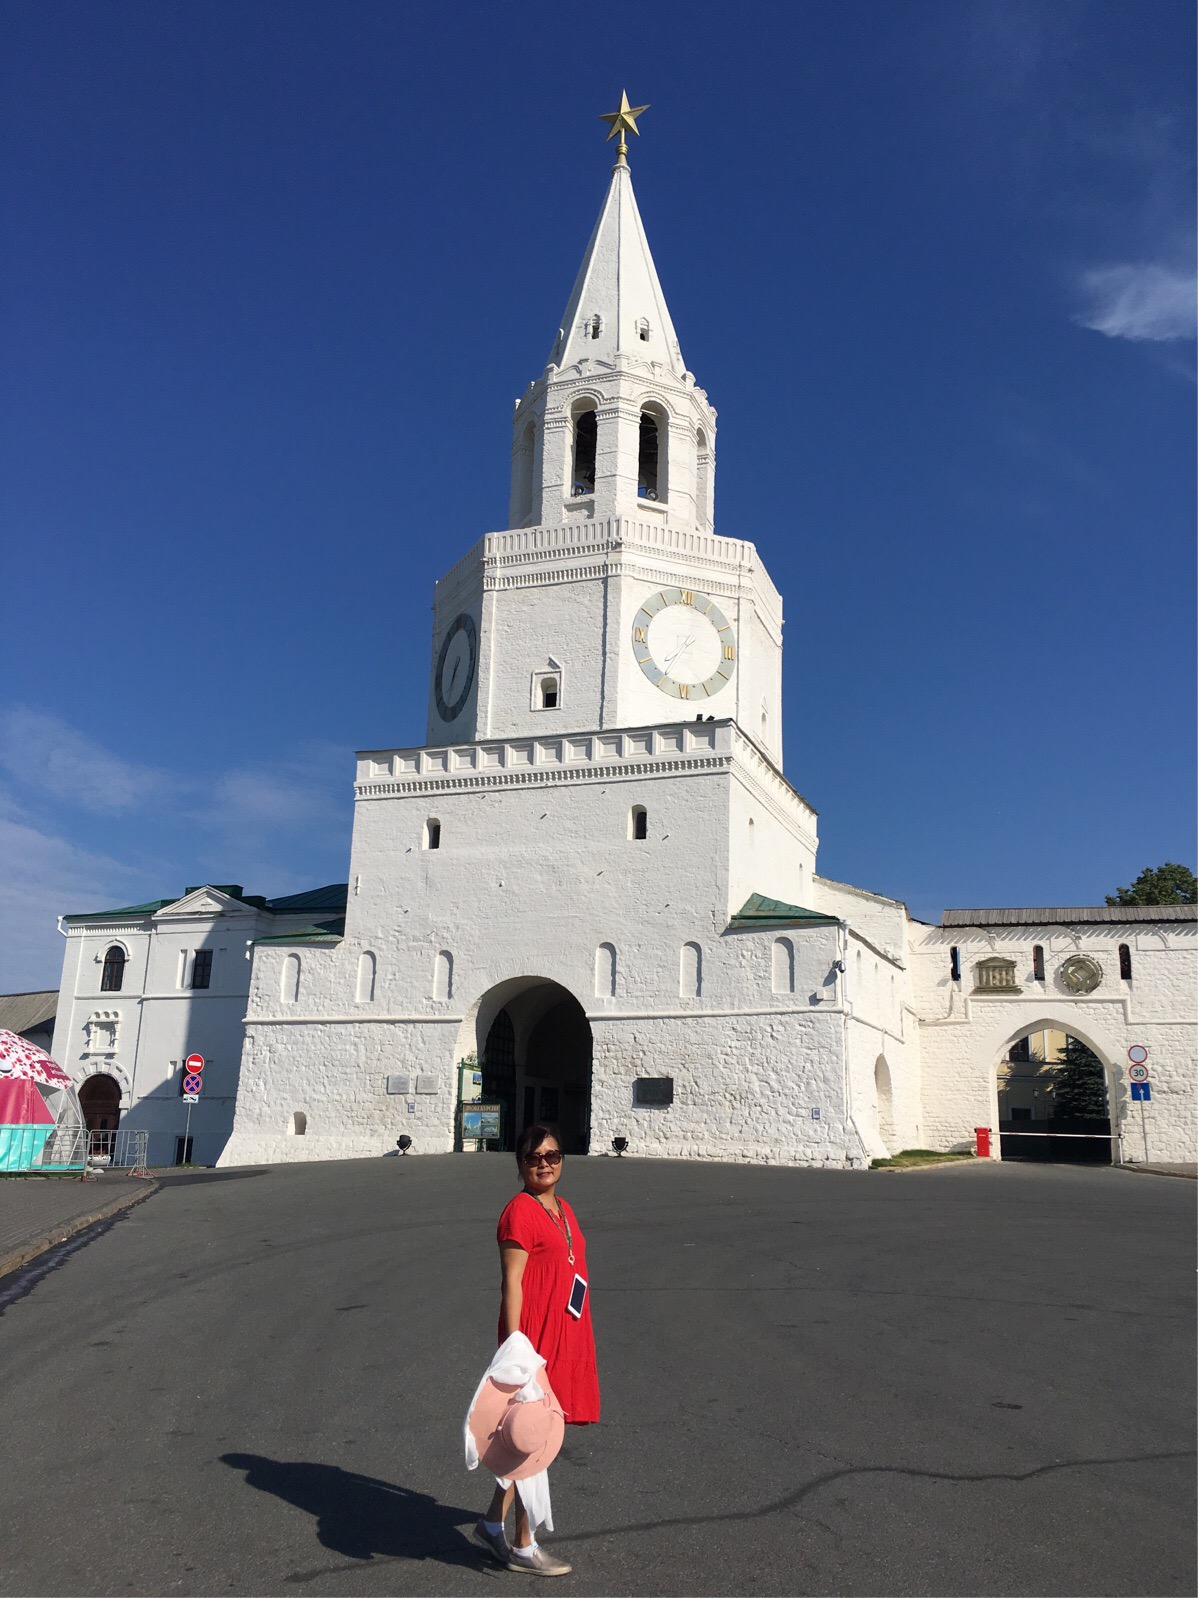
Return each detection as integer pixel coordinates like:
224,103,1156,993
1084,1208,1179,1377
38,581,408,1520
221,1453,482,1570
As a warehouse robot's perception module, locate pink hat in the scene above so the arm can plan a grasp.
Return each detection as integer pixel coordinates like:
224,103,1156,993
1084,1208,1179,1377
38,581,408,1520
467,1373,565,1481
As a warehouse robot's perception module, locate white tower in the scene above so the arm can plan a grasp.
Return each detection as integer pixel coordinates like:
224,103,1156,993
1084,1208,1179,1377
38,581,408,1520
426,97,785,766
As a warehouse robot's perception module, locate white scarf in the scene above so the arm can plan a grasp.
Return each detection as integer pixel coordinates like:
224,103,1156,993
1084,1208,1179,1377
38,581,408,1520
463,1330,554,1534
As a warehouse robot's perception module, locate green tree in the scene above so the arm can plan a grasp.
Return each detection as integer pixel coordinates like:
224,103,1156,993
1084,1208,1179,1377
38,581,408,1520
1106,862,1197,906
1053,1036,1107,1118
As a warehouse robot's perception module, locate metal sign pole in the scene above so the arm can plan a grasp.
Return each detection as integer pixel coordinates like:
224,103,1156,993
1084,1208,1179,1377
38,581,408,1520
183,1099,194,1166
1139,1098,1149,1165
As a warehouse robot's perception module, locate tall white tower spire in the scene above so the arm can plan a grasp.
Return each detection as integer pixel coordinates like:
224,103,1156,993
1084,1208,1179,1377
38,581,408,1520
508,94,716,531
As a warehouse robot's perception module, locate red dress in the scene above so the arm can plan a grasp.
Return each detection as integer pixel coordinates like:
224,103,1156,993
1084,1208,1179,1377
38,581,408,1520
497,1191,600,1424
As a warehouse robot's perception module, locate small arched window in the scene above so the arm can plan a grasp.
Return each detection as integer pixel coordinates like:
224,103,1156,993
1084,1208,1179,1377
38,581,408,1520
356,951,377,1003
539,676,558,709
100,945,126,993
629,805,648,841
772,937,795,995
572,408,597,495
434,949,453,1001
424,818,441,850
950,947,961,981
680,942,702,998
1032,944,1045,981
635,317,650,342
1118,943,1132,980
288,1111,307,1136
588,314,602,339
281,954,301,1005
595,942,617,998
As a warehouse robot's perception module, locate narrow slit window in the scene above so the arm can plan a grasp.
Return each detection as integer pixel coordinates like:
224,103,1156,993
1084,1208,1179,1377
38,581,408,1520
637,410,659,499
950,946,961,982
424,818,441,851
629,805,648,840
1118,943,1132,980
1032,944,1045,981
572,410,596,495
636,317,650,342
589,314,602,339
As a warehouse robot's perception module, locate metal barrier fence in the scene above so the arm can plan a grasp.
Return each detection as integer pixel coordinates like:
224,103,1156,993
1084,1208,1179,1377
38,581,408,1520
87,1129,150,1176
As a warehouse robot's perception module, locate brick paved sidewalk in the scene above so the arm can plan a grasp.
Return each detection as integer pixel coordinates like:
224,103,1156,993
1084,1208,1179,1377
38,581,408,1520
0,1175,158,1279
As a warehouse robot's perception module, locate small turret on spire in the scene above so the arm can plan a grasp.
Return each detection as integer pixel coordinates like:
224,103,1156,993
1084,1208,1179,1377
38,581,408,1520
599,90,649,170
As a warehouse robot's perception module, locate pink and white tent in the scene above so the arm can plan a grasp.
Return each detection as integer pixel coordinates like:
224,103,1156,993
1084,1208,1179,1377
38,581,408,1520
0,1029,86,1171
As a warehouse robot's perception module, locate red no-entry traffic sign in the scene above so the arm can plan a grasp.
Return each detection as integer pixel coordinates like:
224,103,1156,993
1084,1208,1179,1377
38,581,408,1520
185,1053,205,1073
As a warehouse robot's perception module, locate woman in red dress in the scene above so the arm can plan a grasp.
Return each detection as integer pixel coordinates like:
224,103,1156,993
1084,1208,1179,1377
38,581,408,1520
473,1123,600,1576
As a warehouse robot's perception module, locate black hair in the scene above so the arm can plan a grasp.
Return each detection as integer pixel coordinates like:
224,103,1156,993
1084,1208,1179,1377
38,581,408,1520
515,1123,563,1168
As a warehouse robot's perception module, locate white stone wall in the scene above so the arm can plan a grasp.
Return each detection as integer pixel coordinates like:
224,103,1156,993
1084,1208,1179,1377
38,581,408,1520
425,519,784,767
222,727,866,1169
910,920,1197,1163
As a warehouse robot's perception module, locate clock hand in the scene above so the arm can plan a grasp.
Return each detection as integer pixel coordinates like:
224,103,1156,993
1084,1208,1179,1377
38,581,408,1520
448,657,461,695
664,634,696,673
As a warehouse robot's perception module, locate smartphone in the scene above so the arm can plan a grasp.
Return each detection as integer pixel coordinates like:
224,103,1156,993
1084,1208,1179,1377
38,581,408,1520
566,1273,588,1319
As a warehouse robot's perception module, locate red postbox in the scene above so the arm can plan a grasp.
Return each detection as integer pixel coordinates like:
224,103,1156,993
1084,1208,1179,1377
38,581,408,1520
974,1126,991,1158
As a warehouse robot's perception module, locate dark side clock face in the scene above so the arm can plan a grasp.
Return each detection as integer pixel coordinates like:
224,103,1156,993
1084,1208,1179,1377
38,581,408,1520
434,613,477,722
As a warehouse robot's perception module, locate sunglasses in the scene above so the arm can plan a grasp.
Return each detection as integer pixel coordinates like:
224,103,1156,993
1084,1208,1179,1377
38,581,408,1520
525,1150,563,1167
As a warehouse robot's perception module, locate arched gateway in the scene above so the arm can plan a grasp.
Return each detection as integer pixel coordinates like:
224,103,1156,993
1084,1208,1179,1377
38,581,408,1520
454,978,593,1154
995,1022,1115,1165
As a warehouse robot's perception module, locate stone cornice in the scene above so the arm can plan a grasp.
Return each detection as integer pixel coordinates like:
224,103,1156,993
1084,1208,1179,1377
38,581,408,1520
358,751,730,801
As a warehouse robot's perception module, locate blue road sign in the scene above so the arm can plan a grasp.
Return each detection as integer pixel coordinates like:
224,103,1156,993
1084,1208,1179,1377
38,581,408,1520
1131,1082,1152,1102
183,1072,203,1095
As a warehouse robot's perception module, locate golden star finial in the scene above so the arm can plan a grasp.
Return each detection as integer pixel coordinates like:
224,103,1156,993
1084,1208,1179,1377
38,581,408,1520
599,90,649,168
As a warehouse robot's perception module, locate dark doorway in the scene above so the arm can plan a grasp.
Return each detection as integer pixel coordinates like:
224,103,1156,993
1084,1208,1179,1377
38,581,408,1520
481,1009,517,1151
467,979,593,1155
79,1074,121,1156
524,999,592,1153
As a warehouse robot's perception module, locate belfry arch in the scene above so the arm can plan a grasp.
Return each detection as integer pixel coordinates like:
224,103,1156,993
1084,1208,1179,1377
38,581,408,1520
993,1019,1117,1165
453,977,593,1154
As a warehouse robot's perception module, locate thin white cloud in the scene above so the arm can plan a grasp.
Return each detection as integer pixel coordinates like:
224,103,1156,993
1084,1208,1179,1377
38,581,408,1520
1075,263,1197,342
209,742,349,835
0,707,183,814
0,801,152,992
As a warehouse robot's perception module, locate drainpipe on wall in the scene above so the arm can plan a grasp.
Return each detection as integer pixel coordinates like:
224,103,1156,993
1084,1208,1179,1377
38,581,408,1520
837,920,868,1167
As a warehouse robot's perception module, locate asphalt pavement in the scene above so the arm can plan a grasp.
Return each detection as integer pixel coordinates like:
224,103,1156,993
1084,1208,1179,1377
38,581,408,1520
0,1155,1193,1597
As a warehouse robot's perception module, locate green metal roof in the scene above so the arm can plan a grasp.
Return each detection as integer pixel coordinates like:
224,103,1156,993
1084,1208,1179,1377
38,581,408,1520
253,916,346,945
265,885,348,914
64,882,348,924
63,899,175,923
726,893,840,931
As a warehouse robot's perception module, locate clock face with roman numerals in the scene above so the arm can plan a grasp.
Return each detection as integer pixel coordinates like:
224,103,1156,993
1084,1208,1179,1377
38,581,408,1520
631,587,736,700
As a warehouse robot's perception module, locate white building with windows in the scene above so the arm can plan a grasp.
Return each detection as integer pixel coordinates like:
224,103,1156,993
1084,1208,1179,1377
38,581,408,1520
51,884,346,1167
211,130,1195,1172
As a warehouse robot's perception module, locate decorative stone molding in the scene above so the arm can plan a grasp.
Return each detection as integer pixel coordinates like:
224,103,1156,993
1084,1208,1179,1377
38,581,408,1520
83,1011,121,1054
77,1059,133,1107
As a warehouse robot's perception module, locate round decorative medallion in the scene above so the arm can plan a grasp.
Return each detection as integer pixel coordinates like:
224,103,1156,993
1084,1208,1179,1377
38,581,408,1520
1059,955,1102,995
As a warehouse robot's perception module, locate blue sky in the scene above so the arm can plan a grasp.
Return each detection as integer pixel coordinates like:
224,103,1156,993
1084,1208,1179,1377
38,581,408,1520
2,0,1194,991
